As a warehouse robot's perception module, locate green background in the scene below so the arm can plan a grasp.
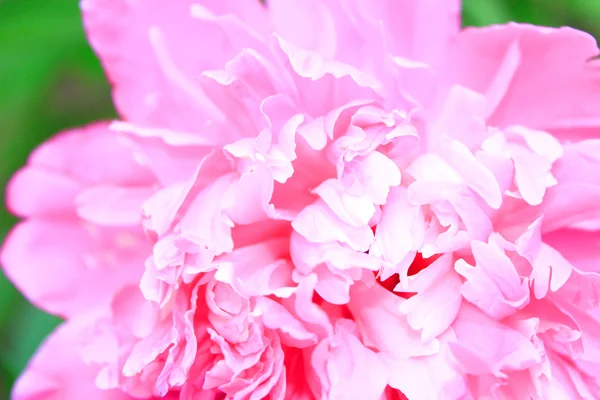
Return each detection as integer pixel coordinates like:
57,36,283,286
0,0,598,397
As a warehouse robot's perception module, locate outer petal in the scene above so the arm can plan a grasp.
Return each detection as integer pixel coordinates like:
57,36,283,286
82,0,268,131
368,0,461,67
258,0,460,82
23,123,152,186
445,23,600,132
267,0,338,60
1,219,147,318
2,123,152,317
12,317,133,400
6,167,82,218
307,0,461,68
6,123,153,218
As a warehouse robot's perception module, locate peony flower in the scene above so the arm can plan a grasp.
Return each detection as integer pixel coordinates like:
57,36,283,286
3,0,600,398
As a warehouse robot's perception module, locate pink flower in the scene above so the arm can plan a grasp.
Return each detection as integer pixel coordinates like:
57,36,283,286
3,0,600,398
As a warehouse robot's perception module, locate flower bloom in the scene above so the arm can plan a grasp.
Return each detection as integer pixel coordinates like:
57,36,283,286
3,0,600,398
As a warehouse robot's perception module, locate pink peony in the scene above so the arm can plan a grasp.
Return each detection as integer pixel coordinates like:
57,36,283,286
3,0,600,398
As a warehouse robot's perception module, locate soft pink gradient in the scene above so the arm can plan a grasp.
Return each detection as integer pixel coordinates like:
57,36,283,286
3,0,600,399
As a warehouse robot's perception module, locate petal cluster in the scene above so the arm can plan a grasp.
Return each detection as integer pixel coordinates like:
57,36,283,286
3,1,600,399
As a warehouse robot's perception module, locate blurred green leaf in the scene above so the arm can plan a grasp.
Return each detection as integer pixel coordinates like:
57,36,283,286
463,0,511,26
464,0,600,39
0,301,60,378
0,270,18,326
1,361,11,399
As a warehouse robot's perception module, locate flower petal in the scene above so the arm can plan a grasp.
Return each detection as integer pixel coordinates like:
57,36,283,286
82,0,267,130
12,317,133,400
447,23,600,131
1,219,146,317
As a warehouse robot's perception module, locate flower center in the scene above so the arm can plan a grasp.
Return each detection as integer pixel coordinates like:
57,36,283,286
375,253,441,298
